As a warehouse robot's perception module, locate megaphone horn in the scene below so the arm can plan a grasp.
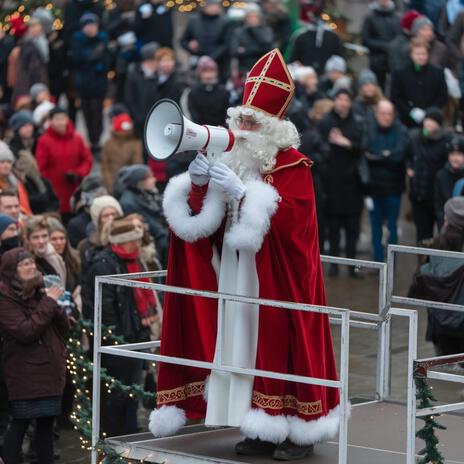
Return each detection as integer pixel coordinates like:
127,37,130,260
144,99,235,160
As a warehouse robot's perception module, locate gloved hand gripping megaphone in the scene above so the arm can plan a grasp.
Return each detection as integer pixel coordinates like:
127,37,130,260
144,99,235,160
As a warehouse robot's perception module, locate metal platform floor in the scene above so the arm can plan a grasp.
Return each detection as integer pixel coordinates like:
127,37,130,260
106,401,464,464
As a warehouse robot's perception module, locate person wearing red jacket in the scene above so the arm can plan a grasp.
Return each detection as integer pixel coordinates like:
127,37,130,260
36,107,92,223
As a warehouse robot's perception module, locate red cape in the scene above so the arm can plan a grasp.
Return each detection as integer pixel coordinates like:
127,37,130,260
157,148,339,422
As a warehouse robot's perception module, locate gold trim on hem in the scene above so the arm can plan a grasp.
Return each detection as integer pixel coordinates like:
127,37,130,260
252,391,323,416
157,381,205,405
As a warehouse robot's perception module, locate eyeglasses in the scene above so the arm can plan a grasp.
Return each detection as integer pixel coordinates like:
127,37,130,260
237,116,261,128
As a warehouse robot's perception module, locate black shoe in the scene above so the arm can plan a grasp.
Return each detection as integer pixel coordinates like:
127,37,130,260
235,437,277,456
273,440,314,461
328,264,339,277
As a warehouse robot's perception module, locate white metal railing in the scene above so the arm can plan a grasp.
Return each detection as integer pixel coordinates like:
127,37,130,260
91,273,353,464
387,244,464,464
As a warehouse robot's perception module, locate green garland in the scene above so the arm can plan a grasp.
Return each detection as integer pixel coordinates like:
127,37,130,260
415,377,447,464
67,318,156,463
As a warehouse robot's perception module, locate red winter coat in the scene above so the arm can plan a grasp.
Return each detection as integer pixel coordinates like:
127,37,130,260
36,122,92,213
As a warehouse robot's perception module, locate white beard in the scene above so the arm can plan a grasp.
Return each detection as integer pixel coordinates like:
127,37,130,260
215,129,279,181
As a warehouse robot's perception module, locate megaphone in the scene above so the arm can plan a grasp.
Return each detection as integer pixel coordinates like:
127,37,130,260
144,99,235,160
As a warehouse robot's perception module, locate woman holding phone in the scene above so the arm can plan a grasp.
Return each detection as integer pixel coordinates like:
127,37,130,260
0,248,69,464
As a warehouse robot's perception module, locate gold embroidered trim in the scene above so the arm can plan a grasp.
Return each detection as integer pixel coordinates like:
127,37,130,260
157,381,204,405
252,391,323,416
244,49,295,119
264,158,312,175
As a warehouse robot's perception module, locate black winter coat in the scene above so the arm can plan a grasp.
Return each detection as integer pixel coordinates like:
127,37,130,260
407,129,449,205
133,2,174,48
180,13,231,73
87,246,150,343
390,62,448,127
187,83,230,126
290,26,344,75
299,125,327,212
230,25,274,72
25,177,59,215
119,187,169,266
434,163,464,226
156,72,184,103
124,63,159,135
318,109,365,215
67,210,91,249
388,33,410,73
362,4,401,74
365,118,409,196
70,31,110,99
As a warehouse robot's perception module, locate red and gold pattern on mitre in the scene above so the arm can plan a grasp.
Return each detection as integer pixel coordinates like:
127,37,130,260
242,48,295,119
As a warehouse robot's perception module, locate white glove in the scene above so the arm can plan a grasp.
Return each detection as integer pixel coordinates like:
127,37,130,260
410,107,426,124
188,153,210,186
209,163,246,201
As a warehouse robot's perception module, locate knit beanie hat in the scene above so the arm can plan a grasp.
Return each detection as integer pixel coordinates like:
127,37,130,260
400,10,421,33
411,15,433,36
80,174,107,207
33,100,55,126
358,69,378,87
0,214,16,235
9,110,34,131
447,135,464,154
31,8,54,34
294,66,316,82
196,56,218,75
108,216,144,244
424,107,443,126
444,197,464,230
0,141,14,163
90,195,123,227
325,55,346,74
112,113,133,132
30,83,49,101
141,42,159,61
117,165,150,188
80,12,99,28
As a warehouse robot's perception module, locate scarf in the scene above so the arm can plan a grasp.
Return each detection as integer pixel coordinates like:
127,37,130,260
36,242,67,287
111,244,156,318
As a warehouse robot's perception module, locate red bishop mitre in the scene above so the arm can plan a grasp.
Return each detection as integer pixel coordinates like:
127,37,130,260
242,48,295,119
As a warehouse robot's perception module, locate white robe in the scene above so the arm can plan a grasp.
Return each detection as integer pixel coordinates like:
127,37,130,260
205,217,260,427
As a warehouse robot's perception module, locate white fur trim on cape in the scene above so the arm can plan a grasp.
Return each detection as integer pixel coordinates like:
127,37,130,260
240,408,289,444
148,405,186,437
163,172,227,242
287,404,350,446
225,179,280,252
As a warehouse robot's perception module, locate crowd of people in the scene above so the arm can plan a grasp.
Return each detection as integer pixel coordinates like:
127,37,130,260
0,0,463,461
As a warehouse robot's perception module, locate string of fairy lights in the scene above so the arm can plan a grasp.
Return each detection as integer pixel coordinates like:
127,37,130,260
67,318,157,462
1,0,251,31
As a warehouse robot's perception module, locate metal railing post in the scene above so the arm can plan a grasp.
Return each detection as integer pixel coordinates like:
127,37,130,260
406,309,418,464
216,297,225,367
376,263,388,400
91,279,103,464
383,246,397,398
338,310,350,464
